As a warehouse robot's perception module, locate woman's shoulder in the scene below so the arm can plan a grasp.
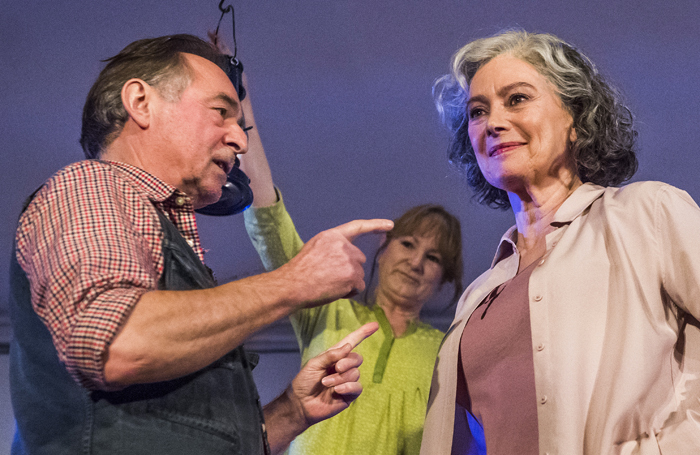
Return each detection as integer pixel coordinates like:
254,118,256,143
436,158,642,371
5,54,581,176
607,181,690,199
411,320,446,342
602,181,698,212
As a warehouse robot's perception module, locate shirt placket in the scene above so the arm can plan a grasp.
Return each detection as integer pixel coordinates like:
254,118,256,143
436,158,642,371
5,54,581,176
528,226,567,455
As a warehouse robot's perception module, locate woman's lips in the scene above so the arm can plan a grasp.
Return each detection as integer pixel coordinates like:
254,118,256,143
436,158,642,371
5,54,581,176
488,142,524,157
397,270,420,284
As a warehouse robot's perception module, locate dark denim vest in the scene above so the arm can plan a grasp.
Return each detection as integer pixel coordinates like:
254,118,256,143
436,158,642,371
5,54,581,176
10,206,270,454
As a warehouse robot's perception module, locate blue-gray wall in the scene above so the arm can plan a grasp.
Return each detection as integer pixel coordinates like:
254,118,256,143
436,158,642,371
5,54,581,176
2,0,700,451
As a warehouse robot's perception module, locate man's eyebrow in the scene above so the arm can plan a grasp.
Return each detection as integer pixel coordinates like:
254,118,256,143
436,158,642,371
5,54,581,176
466,81,537,106
213,93,238,109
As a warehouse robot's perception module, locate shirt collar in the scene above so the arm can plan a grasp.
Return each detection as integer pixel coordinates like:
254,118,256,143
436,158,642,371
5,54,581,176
103,160,190,206
551,182,606,225
490,182,606,268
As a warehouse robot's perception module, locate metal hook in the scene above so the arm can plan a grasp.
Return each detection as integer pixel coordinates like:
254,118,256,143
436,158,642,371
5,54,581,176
218,0,231,13
215,0,237,60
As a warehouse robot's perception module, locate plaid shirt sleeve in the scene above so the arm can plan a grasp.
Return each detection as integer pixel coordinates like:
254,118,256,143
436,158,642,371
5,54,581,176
15,161,166,390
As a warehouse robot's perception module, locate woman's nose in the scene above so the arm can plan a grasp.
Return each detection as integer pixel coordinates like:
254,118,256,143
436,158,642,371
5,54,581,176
408,253,424,271
486,106,508,137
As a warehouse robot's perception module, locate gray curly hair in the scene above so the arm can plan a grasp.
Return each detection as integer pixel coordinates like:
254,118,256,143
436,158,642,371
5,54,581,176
434,30,638,209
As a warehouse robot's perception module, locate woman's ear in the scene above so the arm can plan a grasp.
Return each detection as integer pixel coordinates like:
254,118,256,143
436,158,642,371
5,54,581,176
121,78,152,129
376,233,389,259
375,234,390,270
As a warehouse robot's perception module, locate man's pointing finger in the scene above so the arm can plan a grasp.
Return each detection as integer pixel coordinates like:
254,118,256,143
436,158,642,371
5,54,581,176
329,322,379,351
333,219,394,243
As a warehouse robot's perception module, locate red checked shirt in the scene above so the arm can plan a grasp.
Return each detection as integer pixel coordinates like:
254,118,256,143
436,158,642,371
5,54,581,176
15,160,205,390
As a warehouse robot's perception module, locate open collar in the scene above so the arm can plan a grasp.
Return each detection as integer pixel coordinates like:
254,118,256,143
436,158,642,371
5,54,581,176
490,183,606,268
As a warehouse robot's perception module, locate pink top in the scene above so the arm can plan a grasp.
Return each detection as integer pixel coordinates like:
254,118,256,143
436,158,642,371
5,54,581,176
456,258,539,454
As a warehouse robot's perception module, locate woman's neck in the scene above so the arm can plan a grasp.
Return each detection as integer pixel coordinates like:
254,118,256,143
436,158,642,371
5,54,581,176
509,176,582,272
374,292,421,337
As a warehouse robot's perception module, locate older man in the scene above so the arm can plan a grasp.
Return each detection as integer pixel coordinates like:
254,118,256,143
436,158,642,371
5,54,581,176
10,34,390,455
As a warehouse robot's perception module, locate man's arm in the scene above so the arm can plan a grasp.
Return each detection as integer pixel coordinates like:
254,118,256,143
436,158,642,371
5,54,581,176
104,217,391,388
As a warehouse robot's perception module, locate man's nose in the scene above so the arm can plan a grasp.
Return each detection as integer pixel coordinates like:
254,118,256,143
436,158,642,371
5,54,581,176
225,122,248,154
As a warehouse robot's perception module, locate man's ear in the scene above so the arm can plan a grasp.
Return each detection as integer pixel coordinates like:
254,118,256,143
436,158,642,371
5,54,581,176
121,78,152,129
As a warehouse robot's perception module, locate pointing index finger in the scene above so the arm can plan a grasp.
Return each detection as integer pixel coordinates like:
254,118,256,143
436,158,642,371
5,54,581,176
330,322,379,351
333,219,394,242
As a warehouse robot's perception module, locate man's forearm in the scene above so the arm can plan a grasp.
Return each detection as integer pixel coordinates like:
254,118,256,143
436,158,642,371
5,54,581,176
103,268,301,388
103,217,391,389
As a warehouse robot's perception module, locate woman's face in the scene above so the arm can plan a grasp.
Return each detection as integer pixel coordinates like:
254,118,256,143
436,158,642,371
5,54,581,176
377,234,444,309
466,55,577,197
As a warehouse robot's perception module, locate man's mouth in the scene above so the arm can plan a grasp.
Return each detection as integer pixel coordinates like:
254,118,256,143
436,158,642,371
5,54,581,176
214,159,232,175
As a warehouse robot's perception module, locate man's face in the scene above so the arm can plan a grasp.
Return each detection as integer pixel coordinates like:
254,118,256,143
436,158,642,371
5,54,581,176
150,53,248,208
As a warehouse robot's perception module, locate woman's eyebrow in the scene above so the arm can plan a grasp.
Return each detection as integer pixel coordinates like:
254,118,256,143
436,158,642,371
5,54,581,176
496,81,536,96
466,93,488,107
467,81,537,106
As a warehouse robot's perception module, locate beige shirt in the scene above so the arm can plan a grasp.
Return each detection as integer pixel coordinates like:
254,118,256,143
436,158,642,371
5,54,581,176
421,181,700,455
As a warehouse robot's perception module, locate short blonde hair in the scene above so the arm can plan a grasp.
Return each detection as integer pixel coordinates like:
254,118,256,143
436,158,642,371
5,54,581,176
367,204,464,304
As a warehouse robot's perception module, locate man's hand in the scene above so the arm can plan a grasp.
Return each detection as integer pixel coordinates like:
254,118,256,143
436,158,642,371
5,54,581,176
289,321,379,424
262,322,379,453
278,219,393,307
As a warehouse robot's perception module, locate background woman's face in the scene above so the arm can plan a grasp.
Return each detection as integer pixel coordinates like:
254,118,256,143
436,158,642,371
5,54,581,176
377,234,444,309
466,55,577,197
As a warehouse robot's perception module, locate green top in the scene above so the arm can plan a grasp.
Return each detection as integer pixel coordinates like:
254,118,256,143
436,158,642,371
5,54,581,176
244,196,444,455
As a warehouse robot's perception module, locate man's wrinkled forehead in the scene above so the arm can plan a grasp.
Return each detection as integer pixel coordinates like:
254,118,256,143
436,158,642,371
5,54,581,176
181,52,236,92
180,52,243,122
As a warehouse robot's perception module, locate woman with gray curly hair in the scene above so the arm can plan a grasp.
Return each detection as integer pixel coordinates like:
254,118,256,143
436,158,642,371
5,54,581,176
420,30,700,454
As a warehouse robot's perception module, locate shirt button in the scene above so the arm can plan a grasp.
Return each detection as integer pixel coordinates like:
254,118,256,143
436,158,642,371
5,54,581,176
186,239,195,248
175,196,186,206
537,343,545,351
538,258,546,266
534,295,543,302
540,396,548,405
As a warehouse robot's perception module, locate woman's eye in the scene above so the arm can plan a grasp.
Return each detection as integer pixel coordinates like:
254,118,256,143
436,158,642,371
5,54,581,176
509,94,528,106
401,240,414,248
427,255,442,264
468,107,485,119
